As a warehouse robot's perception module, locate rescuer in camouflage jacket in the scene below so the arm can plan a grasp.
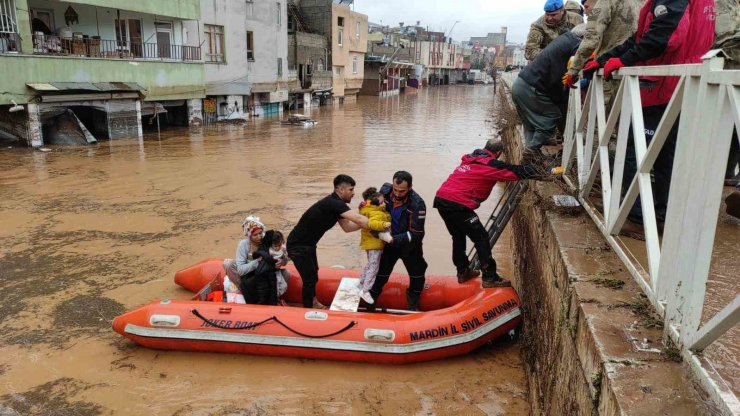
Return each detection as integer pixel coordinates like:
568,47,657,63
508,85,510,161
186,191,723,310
566,0,642,79
565,0,584,16
714,0,740,69
526,0,584,61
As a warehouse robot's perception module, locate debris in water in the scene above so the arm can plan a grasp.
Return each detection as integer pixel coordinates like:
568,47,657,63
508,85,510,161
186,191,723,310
281,114,317,126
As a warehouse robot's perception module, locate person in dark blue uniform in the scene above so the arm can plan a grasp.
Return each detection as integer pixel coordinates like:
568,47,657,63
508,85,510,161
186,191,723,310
367,171,428,311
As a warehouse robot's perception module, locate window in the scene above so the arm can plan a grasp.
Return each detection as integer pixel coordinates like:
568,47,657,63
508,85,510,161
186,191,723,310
356,21,360,38
352,56,357,74
335,67,341,76
317,58,324,71
276,2,281,26
277,58,283,77
246,31,254,60
416,51,420,60
338,28,342,46
338,17,344,27
246,0,253,17
204,24,225,62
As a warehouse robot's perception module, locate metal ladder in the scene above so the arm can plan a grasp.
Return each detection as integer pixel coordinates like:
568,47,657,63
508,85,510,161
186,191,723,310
467,181,527,269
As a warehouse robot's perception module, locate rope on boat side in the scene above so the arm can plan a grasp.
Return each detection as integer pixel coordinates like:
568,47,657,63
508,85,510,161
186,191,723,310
190,309,357,339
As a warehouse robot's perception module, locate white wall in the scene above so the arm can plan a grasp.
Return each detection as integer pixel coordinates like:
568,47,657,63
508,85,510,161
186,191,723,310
198,0,288,92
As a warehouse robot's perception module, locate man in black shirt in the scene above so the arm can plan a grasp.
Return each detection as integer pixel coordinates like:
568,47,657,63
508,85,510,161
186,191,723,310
287,174,371,308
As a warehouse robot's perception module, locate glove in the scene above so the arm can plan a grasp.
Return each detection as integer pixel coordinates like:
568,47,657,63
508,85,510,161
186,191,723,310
603,58,625,81
562,73,577,89
378,231,393,244
582,60,601,80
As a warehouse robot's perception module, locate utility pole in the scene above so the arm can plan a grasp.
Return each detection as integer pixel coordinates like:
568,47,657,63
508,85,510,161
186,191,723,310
447,20,460,41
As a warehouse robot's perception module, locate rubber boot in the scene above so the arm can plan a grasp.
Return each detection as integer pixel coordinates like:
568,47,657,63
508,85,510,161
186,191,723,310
406,288,421,312
482,268,511,288
457,267,481,284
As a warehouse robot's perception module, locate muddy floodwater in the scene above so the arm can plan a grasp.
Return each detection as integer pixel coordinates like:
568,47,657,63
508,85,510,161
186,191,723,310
0,85,529,415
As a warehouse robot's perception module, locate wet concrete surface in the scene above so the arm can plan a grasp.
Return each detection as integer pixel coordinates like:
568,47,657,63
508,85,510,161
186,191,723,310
618,188,740,398
0,86,529,415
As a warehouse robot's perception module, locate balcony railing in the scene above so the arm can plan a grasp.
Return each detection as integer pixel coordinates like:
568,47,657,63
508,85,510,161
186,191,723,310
552,52,740,415
0,32,20,53
31,34,200,61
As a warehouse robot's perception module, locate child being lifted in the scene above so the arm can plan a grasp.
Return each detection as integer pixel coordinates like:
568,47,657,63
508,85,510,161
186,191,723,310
358,187,392,304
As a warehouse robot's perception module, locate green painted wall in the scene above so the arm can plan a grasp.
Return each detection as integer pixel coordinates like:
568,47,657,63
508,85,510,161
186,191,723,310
0,55,205,105
61,0,199,20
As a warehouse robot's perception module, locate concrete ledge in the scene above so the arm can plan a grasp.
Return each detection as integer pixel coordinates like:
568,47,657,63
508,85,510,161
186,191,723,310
498,76,712,414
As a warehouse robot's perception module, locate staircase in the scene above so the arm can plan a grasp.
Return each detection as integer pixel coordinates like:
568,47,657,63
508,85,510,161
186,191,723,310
288,5,310,33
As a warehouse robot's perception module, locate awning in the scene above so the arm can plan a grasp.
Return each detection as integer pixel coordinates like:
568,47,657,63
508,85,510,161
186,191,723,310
140,102,168,117
388,62,415,69
251,82,279,94
312,88,332,96
27,82,145,93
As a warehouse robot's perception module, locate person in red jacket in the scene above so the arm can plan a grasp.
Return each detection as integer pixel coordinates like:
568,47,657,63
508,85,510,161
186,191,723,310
583,0,715,239
434,139,540,287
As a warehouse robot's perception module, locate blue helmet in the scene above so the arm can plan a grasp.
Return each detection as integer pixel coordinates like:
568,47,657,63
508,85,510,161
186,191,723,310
544,0,564,12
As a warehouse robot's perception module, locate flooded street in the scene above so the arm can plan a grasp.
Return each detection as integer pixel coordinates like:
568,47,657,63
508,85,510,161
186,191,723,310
0,85,528,415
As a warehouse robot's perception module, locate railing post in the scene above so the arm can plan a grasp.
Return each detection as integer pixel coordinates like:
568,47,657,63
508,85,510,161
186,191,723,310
660,54,728,347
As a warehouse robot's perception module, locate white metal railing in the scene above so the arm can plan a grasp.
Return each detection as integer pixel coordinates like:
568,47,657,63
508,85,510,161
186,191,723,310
561,51,740,415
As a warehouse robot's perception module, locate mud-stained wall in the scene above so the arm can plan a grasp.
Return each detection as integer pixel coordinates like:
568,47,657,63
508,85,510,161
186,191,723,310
107,100,140,140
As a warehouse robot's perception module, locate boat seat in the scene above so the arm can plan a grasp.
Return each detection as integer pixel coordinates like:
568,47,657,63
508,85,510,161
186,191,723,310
329,277,362,312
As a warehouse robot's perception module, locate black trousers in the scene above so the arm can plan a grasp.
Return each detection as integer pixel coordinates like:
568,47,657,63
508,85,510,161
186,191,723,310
438,208,496,273
239,274,277,305
287,245,319,308
624,104,678,224
369,244,427,299
727,129,740,180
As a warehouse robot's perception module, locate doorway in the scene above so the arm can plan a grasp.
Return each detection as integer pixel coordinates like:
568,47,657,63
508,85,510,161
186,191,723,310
31,9,55,34
155,21,173,58
114,19,143,57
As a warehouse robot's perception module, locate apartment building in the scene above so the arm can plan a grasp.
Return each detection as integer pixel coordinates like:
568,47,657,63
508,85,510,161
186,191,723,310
0,0,204,146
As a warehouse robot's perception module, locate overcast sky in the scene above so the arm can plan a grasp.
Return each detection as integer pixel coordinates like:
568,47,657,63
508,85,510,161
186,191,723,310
354,0,550,44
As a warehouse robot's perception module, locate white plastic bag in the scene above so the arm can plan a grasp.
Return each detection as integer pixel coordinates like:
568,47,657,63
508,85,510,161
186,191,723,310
224,276,246,304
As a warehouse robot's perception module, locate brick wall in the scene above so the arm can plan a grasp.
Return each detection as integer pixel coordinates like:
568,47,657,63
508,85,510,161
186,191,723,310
297,0,332,37
312,71,333,90
107,100,140,140
289,32,329,68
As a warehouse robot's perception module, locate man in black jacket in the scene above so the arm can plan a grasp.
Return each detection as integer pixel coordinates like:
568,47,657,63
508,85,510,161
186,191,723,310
368,171,428,311
512,24,586,153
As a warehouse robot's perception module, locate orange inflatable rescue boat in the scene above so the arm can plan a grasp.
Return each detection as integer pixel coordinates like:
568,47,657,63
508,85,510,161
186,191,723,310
112,258,522,364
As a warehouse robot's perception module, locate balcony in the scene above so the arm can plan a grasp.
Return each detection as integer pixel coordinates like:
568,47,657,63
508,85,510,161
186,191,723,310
0,32,20,52
31,34,200,61
3,0,202,61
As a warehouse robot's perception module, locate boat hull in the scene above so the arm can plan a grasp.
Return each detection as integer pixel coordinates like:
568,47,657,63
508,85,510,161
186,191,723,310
113,259,522,364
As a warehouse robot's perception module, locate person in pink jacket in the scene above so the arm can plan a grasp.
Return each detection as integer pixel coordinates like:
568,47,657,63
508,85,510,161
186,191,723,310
583,0,716,240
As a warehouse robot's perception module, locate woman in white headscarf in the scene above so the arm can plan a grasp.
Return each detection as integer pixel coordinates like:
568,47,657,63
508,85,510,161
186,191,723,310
223,215,290,303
